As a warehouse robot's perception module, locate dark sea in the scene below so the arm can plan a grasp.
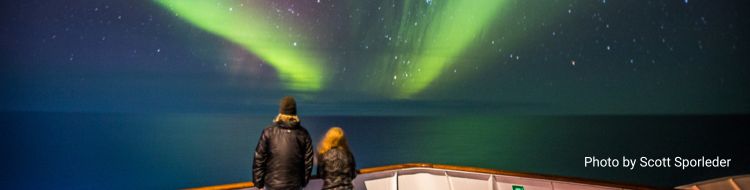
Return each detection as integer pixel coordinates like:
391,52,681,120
2,112,748,189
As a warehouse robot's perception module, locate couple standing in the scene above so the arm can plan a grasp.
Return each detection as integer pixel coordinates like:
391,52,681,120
253,96,357,190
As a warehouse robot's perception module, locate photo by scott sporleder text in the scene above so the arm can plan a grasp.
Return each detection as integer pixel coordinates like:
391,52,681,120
584,156,731,170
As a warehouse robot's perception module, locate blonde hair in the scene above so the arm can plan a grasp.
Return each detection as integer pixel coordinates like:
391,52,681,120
273,113,299,123
318,127,349,155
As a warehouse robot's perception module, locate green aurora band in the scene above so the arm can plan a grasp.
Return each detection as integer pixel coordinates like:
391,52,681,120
156,0,507,98
155,0,325,92
371,0,508,98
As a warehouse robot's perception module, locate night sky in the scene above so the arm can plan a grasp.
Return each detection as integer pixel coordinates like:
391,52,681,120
1,0,749,115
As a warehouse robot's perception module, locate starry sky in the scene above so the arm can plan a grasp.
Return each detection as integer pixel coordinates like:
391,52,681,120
1,0,748,115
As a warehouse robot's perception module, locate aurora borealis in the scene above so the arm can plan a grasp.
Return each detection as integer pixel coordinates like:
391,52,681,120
352,0,508,97
155,0,326,91
2,0,748,114
156,0,508,98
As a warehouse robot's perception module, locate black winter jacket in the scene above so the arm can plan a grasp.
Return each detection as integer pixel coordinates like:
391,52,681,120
253,121,313,189
317,146,357,190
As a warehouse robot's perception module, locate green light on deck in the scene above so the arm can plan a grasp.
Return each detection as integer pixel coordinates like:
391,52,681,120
512,185,525,190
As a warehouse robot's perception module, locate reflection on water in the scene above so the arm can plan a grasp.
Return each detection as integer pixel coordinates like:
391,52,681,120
2,112,748,189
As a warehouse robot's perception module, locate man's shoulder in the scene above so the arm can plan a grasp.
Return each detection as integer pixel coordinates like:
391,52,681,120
261,124,279,134
263,123,308,133
295,125,311,137
297,124,310,132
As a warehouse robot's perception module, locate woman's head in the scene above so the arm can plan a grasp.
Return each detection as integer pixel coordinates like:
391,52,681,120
318,127,348,155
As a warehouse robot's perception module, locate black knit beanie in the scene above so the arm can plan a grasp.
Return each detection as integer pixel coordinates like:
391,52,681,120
279,96,297,115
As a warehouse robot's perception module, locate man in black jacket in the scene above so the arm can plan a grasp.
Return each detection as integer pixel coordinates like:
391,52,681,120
253,96,313,190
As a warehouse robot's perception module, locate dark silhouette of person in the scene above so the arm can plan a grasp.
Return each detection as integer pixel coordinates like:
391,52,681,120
253,96,313,190
317,127,357,190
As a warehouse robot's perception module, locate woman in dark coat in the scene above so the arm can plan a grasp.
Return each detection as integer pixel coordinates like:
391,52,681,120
317,127,357,190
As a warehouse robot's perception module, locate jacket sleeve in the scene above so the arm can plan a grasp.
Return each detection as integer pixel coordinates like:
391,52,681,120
252,129,268,188
304,133,314,186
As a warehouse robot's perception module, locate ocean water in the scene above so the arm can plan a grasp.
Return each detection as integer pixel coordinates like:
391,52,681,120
2,112,748,189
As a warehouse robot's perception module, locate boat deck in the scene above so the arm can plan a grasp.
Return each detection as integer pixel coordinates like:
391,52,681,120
188,163,661,190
